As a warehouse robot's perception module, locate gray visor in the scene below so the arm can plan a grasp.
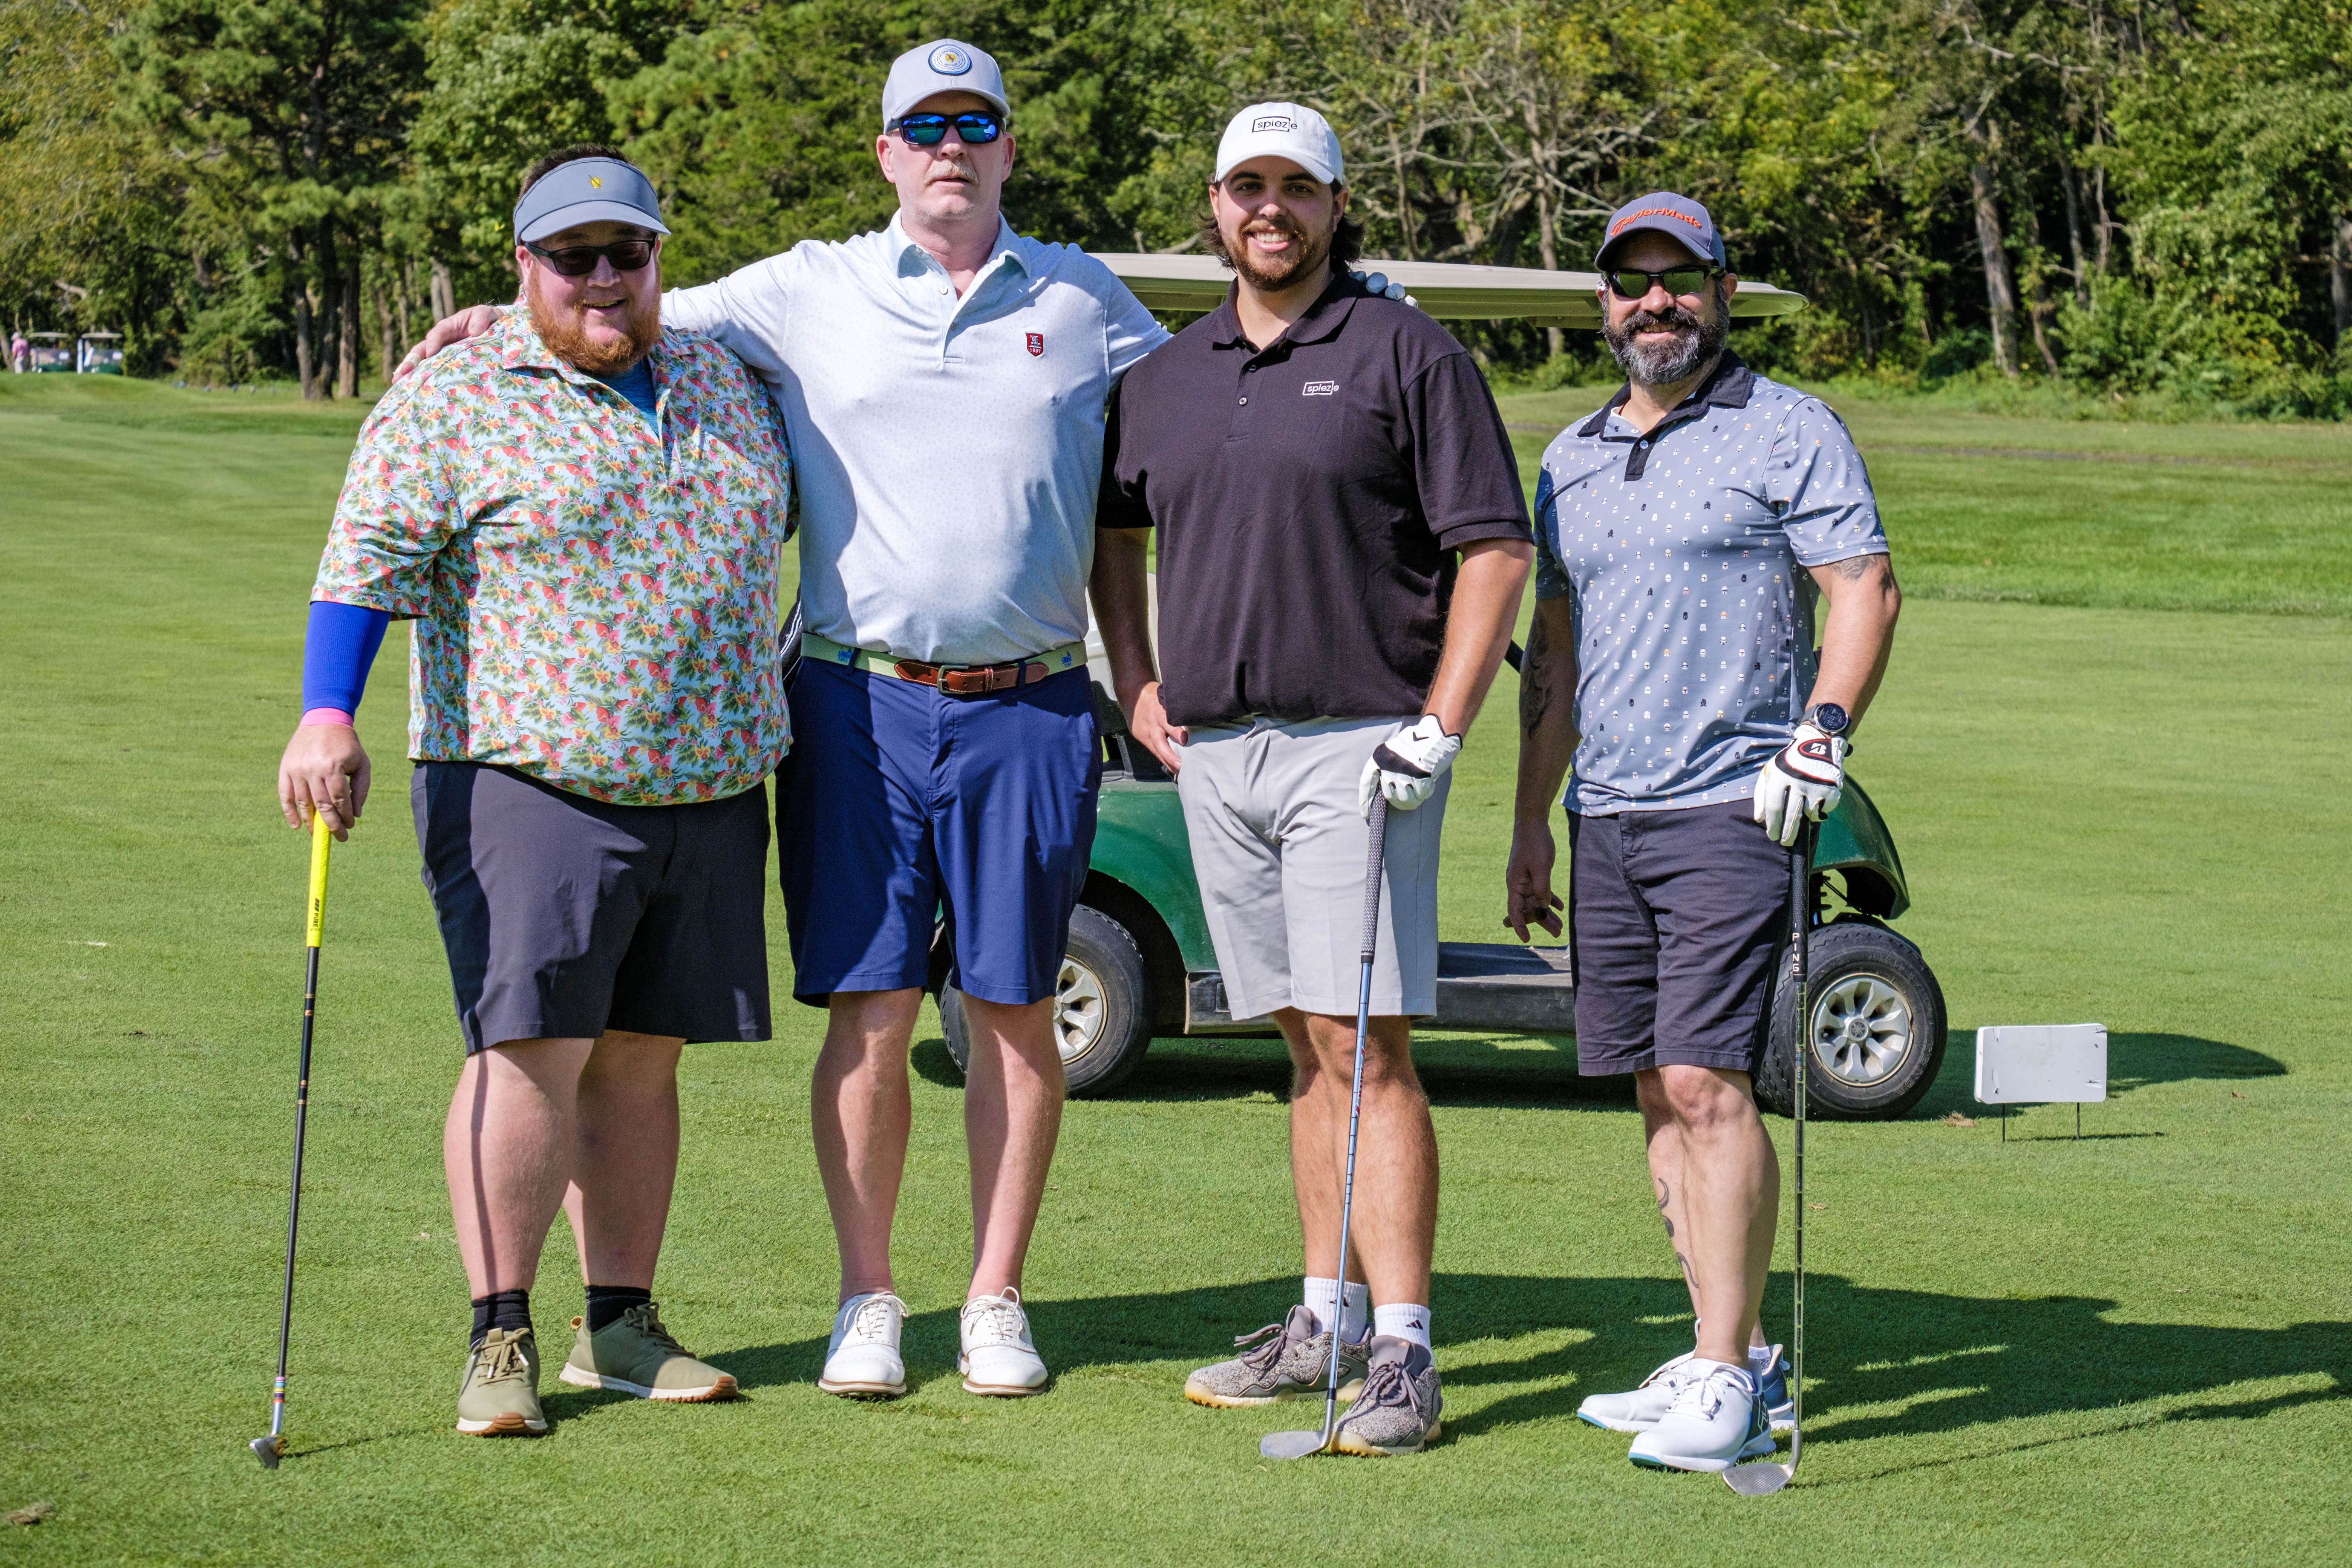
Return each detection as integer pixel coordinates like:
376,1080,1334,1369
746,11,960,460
513,158,670,243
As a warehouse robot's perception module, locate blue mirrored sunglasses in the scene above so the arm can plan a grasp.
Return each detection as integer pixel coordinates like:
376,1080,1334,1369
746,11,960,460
894,111,1004,147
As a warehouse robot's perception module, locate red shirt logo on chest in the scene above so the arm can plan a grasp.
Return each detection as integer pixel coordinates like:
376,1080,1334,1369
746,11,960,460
1025,332,1045,357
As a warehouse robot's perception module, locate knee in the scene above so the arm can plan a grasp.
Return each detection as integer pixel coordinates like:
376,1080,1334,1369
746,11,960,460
1652,1066,1757,1136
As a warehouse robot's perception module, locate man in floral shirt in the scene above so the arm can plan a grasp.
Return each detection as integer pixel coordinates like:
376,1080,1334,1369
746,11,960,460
274,146,792,1439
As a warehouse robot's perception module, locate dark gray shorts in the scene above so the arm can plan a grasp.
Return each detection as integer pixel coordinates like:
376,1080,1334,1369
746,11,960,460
412,763,772,1054
1568,800,1795,1076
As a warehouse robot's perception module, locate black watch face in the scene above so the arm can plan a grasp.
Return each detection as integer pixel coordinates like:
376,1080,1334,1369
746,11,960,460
1808,703,1850,735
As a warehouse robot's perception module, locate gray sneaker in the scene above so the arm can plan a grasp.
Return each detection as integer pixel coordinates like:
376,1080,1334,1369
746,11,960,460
1332,1335,1442,1456
1185,1305,1369,1409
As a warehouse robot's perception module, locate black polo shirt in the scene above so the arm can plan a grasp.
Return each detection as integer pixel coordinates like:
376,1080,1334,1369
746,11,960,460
1099,274,1530,728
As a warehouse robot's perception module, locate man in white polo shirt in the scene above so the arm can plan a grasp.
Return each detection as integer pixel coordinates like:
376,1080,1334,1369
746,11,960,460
404,39,1165,1401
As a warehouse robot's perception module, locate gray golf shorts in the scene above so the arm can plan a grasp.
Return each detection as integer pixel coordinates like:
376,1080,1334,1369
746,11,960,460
1175,715,1446,1021
411,762,772,1054
1568,799,1796,1076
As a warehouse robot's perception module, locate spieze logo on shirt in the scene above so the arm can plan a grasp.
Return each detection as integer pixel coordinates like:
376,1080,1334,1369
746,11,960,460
1026,332,1045,357
1302,379,1338,396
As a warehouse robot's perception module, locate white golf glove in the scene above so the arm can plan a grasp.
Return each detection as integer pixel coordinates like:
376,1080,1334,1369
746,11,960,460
1753,722,1845,846
1359,715,1462,819
1349,270,1418,307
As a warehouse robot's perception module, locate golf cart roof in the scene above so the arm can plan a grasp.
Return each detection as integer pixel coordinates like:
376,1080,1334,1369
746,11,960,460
1089,253,1807,325
79,331,122,341
28,331,69,340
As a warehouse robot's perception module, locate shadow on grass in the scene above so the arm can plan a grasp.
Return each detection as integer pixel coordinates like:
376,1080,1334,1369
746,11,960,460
702,1271,2348,1455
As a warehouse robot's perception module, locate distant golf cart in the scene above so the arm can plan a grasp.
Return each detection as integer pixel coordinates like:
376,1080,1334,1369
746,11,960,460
77,332,125,374
26,332,74,373
931,255,1948,1121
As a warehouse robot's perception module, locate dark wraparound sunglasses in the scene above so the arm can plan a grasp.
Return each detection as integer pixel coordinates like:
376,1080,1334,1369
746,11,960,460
524,238,657,277
1606,265,1724,300
894,111,1004,147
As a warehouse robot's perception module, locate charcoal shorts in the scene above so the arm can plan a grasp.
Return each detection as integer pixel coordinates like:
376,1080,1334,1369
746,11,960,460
1568,798,1796,1076
412,762,773,1054
775,659,1099,1008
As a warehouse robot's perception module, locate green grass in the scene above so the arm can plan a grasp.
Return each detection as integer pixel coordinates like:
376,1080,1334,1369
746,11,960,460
3,377,2349,1564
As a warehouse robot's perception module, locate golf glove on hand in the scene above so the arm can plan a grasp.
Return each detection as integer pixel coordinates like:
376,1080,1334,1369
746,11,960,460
1360,715,1461,818
1753,722,1844,846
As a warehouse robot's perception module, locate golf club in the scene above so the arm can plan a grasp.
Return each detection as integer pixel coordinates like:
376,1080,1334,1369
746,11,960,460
251,811,334,1470
1725,818,1813,1496
1261,795,1389,1461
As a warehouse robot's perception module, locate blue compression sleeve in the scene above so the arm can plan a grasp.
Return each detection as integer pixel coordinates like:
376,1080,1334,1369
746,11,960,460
302,600,392,717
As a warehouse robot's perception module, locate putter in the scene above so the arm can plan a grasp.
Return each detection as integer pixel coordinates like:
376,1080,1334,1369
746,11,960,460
251,812,334,1470
1261,795,1389,1461
1725,819,1813,1496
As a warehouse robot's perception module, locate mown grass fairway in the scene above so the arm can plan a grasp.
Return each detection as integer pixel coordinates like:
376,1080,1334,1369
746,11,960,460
2,374,2348,1565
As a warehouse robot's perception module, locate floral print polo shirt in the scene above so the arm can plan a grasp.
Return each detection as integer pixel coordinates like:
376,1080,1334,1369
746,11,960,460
313,314,793,806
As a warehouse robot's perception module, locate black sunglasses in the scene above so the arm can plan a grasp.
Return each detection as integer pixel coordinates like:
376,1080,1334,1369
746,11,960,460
1606,265,1724,300
524,238,657,277
894,111,1004,147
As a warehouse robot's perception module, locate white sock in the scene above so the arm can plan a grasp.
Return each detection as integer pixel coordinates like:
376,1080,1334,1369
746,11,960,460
1748,1341,1776,1370
1303,1278,1371,1341
1373,1302,1432,1351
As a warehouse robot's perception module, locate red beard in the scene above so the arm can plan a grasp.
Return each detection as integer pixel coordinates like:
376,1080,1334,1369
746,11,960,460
525,274,661,374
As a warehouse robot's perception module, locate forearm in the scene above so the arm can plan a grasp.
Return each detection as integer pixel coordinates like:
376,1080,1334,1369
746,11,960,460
1512,597,1579,822
1805,554,1902,725
1088,529,1157,710
302,600,393,722
1423,538,1533,735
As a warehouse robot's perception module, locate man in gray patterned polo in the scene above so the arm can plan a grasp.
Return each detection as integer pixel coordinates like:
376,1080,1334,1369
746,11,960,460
1505,191,1901,1473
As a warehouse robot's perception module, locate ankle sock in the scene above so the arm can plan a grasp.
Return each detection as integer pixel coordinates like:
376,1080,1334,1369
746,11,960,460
585,1284,652,1333
1303,1277,1371,1342
1373,1302,1432,1351
470,1288,531,1348
1748,1340,1776,1371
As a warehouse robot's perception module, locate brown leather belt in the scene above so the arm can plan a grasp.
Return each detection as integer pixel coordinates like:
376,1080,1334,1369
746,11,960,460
892,657,1057,696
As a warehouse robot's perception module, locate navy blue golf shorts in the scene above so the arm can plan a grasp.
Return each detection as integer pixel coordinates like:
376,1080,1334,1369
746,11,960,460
775,658,1100,1008
412,762,773,1054
1568,799,1796,1076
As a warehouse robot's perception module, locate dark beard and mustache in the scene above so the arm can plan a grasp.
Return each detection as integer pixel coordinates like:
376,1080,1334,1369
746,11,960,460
526,271,661,375
1602,285,1731,386
1212,211,1335,293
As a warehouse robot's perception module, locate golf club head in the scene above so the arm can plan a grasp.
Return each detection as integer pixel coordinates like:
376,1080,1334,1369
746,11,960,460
1722,1457,1792,1494
249,1435,282,1470
1258,1427,1332,1460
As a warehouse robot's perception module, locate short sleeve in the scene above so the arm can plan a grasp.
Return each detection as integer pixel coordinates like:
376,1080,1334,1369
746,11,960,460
1405,351,1532,551
310,379,464,617
1531,467,1571,600
662,251,796,386
1095,374,1152,530
1099,271,1171,382
1765,398,1886,565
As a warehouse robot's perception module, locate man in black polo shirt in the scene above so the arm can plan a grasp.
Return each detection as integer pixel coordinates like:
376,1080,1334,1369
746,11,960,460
1094,101,1531,1456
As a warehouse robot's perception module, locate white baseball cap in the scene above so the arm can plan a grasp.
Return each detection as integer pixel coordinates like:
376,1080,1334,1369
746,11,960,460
882,40,1011,129
1214,102,1344,187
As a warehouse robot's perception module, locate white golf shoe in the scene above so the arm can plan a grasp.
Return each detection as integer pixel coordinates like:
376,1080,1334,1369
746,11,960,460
1576,1349,1698,1433
959,1288,1049,1396
1626,1359,1776,1473
818,1291,908,1399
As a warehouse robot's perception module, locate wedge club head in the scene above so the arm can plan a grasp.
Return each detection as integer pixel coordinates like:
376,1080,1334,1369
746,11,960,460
249,1435,282,1470
1723,1453,1792,1494
1259,1425,1333,1461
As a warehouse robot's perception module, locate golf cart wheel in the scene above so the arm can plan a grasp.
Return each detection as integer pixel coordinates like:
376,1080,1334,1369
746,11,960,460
940,904,1155,1097
1756,920,1948,1121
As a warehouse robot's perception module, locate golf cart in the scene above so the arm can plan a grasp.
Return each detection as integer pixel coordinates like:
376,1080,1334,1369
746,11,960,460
26,332,74,373
77,332,125,374
930,256,1949,1121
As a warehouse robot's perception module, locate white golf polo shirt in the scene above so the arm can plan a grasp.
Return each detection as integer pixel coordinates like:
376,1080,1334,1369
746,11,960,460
665,217,1169,666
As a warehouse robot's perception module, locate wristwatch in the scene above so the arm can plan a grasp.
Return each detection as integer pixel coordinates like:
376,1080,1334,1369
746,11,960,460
1802,702,1850,737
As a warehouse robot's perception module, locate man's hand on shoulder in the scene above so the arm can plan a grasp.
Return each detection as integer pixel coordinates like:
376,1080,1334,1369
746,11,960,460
1348,270,1416,308
393,304,504,382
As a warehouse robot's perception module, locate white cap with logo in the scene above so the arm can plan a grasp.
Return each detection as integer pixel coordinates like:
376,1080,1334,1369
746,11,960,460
883,39,1011,128
1214,101,1344,186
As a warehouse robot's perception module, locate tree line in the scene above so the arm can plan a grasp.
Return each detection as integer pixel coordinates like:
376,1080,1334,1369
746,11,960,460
3,0,2347,412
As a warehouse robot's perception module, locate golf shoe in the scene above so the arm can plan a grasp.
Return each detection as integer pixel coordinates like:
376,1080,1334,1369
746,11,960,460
1754,1343,1796,1432
1185,1305,1370,1408
456,1326,547,1435
819,1291,910,1399
1331,1336,1443,1456
959,1288,1049,1396
1576,1349,1698,1432
1626,1359,1775,1473
559,1303,737,1401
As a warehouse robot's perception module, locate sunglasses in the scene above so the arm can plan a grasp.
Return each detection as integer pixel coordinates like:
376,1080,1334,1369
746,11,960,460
524,238,657,277
1606,265,1724,300
894,111,1004,147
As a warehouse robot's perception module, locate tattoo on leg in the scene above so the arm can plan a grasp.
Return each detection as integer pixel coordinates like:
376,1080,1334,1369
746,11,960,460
1656,1177,1673,1239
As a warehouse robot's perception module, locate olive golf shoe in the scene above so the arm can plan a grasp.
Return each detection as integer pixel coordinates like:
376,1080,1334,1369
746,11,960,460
559,1303,738,1402
456,1326,547,1436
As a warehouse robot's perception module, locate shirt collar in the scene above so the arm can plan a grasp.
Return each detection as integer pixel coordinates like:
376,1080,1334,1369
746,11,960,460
886,213,1029,281
1576,349,1753,439
1209,270,1360,355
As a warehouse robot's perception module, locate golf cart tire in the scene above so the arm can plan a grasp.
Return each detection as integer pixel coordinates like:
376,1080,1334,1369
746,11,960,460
940,904,1156,1098
1756,920,1948,1122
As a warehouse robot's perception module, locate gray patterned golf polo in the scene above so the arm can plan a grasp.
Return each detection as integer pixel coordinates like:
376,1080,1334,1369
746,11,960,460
1532,352,1886,816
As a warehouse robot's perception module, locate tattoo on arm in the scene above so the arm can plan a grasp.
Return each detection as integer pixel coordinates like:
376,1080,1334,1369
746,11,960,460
1521,610,1554,738
1833,552,1897,588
